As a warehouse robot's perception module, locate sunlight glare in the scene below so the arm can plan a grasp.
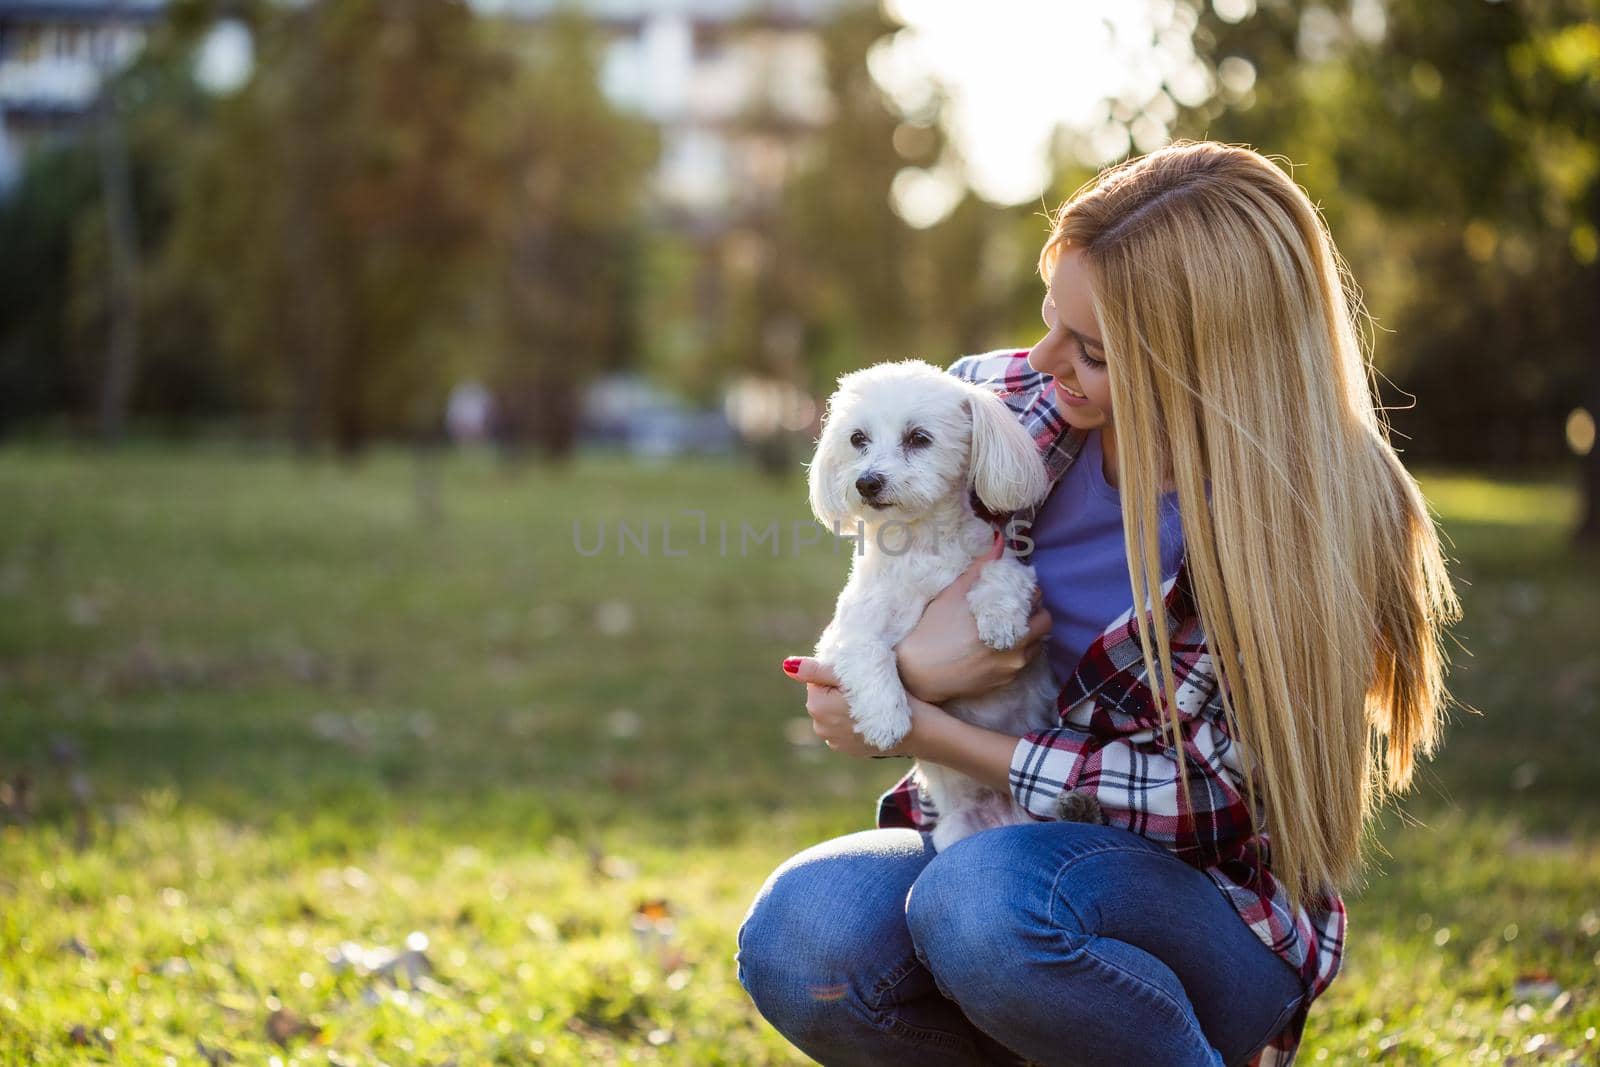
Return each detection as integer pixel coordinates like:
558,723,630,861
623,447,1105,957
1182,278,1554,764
876,0,1202,211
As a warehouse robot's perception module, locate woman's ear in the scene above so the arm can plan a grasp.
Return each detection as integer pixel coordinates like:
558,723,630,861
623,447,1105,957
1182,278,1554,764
807,404,851,528
966,384,1048,514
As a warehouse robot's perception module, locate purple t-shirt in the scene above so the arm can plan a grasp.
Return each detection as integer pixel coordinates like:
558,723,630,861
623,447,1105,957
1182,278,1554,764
1030,429,1185,684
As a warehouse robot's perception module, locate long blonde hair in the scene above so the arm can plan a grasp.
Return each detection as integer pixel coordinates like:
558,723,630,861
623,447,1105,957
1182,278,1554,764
1042,142,1460,907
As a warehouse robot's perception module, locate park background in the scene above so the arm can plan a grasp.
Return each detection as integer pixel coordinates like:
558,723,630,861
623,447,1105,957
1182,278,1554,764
1,0,1597,1062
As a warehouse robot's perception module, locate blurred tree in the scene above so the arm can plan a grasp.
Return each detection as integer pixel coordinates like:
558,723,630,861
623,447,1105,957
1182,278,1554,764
1182,0,1600,543
484,12,656,461
167,0,498,452
774,6,1091,394
778,2,928,394
0,147,99,435
90,47,141,444
0,2,223,438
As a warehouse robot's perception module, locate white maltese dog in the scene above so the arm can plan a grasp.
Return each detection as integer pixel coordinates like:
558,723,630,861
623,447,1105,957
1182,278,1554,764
806,359,1063,851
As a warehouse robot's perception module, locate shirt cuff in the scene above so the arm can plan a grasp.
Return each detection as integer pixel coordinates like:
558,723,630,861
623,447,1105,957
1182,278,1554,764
1008,728,1085,820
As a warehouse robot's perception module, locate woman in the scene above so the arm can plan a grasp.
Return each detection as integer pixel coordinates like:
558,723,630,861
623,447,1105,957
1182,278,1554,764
737,142,1460,1065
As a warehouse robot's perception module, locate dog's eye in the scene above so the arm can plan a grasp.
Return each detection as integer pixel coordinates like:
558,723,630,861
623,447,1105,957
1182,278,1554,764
904,429,932,449
849,430,869,449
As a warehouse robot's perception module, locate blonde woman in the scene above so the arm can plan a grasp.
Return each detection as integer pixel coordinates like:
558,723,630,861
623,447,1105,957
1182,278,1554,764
738,142,1459,1066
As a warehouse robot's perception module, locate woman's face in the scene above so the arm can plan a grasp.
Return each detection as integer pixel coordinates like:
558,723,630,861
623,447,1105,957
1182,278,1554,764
1027,248,1111,430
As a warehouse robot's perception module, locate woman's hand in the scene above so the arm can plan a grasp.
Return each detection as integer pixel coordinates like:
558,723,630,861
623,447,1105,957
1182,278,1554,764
777,658,1020,792
895,536,1053,704
780,658,950,759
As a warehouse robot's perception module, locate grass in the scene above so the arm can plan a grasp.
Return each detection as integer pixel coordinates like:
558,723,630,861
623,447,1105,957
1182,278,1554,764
0,444,1596,1065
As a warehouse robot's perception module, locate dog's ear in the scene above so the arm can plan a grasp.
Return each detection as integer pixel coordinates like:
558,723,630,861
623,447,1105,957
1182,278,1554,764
807,395,852,528
965,384,1048,513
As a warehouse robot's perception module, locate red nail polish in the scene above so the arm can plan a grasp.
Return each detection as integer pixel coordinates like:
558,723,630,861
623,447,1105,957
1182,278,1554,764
782,657,802,675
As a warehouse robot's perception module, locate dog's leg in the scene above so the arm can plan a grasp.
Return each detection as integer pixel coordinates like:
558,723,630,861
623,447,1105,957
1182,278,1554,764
967,557,1037,651
829,640,913,750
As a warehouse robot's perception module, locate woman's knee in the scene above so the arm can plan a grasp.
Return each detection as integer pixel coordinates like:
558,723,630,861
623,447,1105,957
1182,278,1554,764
737,856,829,1011
904,826,1062,994
904,823,1154,987
736,881,838,1039
736,830,929,1026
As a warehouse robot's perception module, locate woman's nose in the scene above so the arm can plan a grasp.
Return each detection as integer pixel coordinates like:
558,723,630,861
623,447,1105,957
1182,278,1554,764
1028,331,1065,375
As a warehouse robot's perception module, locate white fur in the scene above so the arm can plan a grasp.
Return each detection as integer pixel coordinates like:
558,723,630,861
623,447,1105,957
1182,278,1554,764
805,360,1060,851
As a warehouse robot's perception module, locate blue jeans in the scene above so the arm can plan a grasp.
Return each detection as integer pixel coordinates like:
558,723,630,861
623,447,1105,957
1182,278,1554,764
736,823,1305,1066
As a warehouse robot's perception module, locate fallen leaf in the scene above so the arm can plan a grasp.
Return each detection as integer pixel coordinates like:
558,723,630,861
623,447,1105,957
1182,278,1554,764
195,1038,235,1065
59,937,95,960
156,957,192,977
325,934,434,990
636,899,672,923
65,1025,112,1052
265,1007,320,1048
1512,972,1563,1002
373,947,432,988
589,846,637,880
631,899,679,967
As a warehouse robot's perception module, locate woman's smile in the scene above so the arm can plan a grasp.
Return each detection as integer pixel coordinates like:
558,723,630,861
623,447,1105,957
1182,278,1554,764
1027,249,1112,426
1056,381,1091,405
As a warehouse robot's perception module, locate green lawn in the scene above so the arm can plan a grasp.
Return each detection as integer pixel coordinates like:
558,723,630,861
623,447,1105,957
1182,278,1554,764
0,446,1596,1065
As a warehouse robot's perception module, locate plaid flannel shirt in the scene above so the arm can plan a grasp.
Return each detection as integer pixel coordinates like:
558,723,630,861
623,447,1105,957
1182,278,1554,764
875,350,1345,1066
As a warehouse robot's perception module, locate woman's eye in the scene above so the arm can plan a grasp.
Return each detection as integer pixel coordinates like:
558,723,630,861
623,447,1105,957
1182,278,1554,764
904,429,932,449
850,430,869,448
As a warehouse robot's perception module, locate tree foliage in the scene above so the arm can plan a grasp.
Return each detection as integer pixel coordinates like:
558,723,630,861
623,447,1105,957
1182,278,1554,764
485,12,656,459
166,0,501,451
1179,0,1600,537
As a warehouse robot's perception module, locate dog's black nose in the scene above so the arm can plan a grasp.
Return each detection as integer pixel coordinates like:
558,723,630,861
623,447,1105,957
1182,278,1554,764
856,472,885,499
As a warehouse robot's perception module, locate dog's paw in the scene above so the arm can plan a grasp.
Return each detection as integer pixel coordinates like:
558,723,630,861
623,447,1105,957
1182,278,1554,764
967,560,1035,651
853,700,912,750
972,602,1028,650
855,715,911,751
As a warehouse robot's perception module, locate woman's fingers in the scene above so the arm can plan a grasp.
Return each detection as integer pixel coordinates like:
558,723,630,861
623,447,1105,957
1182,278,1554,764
804,683,843,716
782,657,840,686
1026,605,1052,640
1019,606,1053,660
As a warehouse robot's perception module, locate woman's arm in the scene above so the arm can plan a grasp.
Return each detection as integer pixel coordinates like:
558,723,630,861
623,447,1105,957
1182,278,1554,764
785,662,1016,792
786,658,1255,865
900,700,1016,792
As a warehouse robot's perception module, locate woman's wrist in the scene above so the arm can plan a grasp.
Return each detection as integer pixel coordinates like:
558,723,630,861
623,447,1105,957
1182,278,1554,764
904,699,1019,794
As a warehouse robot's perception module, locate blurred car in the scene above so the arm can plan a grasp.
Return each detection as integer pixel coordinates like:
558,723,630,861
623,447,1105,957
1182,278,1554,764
580,373,737,457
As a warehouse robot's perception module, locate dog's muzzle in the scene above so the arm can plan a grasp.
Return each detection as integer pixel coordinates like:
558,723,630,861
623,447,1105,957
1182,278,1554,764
855,472,889,508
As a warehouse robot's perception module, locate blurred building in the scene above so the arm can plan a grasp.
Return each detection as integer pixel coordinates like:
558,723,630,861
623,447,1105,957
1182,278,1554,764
0,0,162,189
1,0,837,213
561,0,833,224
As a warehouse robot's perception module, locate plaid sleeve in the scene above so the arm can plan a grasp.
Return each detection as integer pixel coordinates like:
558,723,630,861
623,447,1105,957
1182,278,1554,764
946,350,1043,412
1009,719,1254,868
1008,641,1257,868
